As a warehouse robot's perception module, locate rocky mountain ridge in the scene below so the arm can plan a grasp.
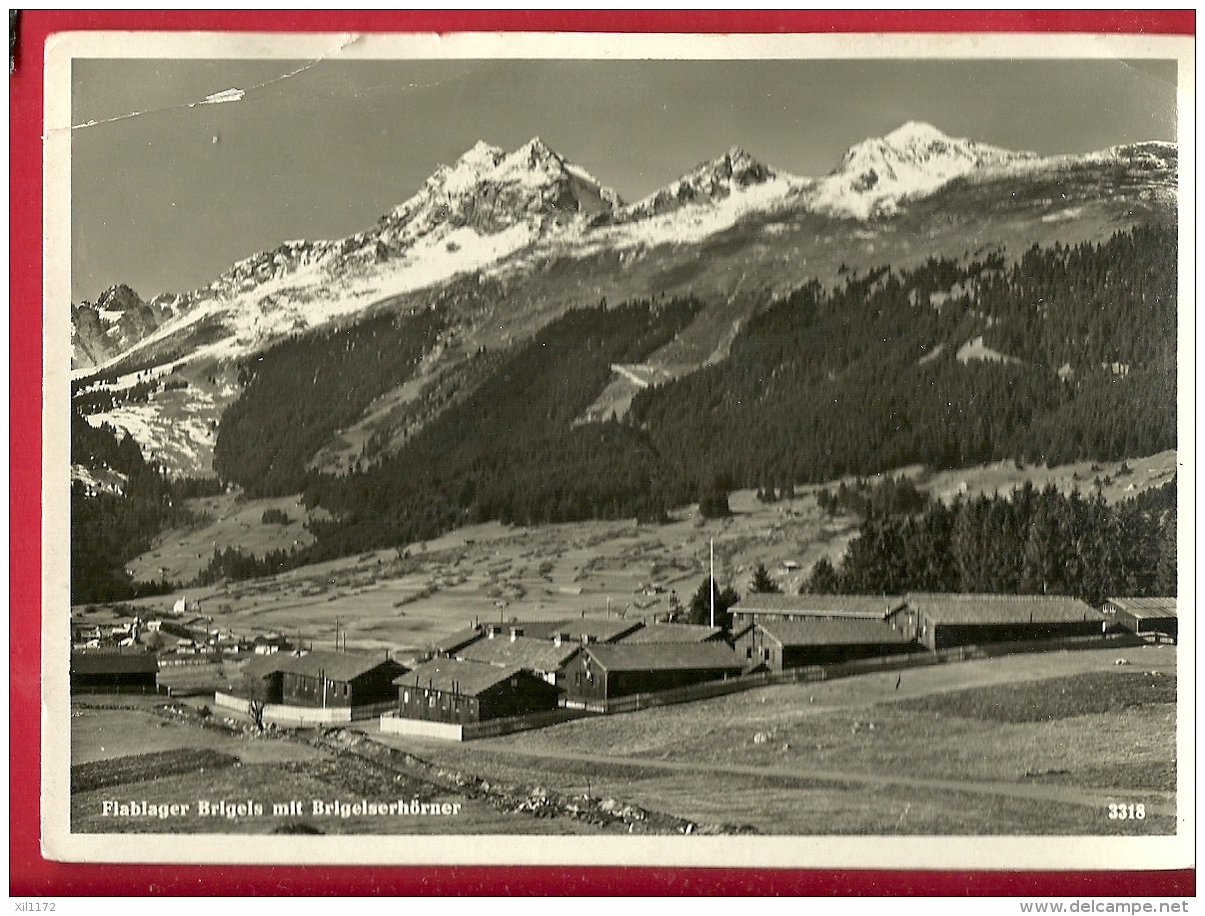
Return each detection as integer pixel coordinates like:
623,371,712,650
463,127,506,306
71,122,1178,478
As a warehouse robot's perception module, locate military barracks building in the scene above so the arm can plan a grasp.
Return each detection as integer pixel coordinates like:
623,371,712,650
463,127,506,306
562,642,744,704
730,594,914,672
738,618,917,672
907,593,1106,651
730,592,1111,670
395,657,561,724
239,650,405,708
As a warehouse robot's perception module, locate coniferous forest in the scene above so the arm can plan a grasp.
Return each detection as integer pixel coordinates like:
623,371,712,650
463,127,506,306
807,478,1176,605
213,308,447,496
628,225,1175,491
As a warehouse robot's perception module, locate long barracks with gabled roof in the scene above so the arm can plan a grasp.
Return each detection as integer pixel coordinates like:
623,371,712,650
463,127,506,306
906,593,1106,651
729,594,906,629
70,650,159,694
515,617,643,644
457,634,580,683
736,617,919,673
617,623,726,644
562,642,743,704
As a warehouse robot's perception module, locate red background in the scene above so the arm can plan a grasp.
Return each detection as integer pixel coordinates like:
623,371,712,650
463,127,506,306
10,9,1195,897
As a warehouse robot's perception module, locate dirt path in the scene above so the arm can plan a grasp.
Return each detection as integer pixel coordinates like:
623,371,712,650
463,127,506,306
434,742,1176,818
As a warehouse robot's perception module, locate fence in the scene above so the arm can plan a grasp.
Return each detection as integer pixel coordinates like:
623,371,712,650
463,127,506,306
379,707,588,742
213,692,396,726
379,715,464,741
462,707,586,740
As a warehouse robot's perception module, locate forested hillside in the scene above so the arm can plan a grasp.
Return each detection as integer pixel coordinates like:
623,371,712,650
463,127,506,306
630,224,1176,492
88,225,1176,588
807,479,1176,604
299,297,703,555
213,308,447,496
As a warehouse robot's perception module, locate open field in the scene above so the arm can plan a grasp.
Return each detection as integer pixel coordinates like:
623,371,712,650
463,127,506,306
367,644,1178,835
100,451,1176,663
70,702,323,766
126,491,327,585
70,701,680,836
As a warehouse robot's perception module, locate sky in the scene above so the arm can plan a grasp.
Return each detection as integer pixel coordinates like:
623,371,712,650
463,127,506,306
71,57,1179,303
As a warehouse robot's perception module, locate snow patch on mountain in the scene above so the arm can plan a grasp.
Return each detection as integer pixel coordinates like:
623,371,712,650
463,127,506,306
84,380,228,476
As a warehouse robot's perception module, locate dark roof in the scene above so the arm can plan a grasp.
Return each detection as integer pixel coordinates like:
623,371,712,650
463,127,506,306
732,594,906,618
277,650,405,682
240,654,294,679
618,623,724,644
518,617,643,643
71,651,158,675
458,635,579,672
906,593,1103,625
759,619,914,648
433,626,486,655
1104,597,1177,619
582,642,743,673
394,658,530,697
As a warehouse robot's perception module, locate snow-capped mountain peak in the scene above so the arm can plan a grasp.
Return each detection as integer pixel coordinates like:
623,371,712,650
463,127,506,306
386,136,622,233
881,119,956,147
814,121,1041,218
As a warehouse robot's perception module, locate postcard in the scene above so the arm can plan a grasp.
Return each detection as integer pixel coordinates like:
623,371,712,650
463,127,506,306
39,25,1194,873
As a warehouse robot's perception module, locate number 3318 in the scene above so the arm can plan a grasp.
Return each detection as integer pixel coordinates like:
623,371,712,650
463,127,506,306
1108,803,1146,820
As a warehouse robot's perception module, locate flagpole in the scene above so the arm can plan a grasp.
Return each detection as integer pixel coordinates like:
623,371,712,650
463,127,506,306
710,538,715,628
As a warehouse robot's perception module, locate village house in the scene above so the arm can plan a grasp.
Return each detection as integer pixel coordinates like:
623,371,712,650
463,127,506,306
456,630,580,686
1101,597,1177,642
906,593,1106,651
729,594,908,630
394,657,561,724
171,595,202,617
562,642,744,705
252,633,292,655
735,618,917,672
70,650,159,694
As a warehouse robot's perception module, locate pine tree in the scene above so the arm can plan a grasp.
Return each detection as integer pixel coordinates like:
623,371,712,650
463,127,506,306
750,562,781,594
804,558,840,594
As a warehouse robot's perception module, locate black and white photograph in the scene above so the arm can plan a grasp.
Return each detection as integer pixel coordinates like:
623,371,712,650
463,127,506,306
44,29,1193,868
